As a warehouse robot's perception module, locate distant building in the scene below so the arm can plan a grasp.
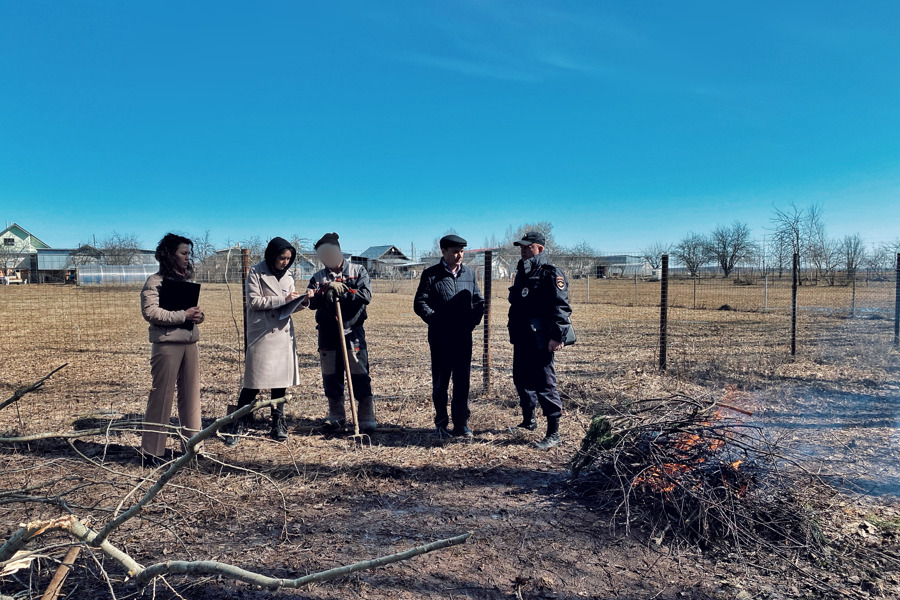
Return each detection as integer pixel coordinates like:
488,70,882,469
0,223,50,282
595,255,657,280
353,245,423,278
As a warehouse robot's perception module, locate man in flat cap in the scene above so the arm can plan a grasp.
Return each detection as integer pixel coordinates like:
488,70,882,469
414,234,485,438
507,231,573,449
305,232,376,433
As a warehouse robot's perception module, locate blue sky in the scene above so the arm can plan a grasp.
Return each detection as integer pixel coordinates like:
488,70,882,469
1,1,898,255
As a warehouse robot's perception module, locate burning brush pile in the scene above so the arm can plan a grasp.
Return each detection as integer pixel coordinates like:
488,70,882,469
569,392,834,558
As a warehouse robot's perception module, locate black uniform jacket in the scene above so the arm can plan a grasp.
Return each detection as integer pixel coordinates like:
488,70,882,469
507,251,573,346
414,261,485,334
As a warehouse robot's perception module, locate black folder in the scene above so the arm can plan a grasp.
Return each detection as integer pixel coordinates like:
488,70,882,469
159,280,201,330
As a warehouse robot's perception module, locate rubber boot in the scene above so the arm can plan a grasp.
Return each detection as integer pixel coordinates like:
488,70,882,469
322,396,346,430
270,403,288,441
515,405,538,431
535,415,560,450
356,396,377,434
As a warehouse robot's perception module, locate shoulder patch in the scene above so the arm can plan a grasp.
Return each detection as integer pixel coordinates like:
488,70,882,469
555,276,566,290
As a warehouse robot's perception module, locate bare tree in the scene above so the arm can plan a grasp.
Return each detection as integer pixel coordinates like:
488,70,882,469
673,233,711,278
194,230,216,262
99,232,142,265
641,242,671,270
707,222,755,278
770,202,805,262
559,241,597,279
840,234,866,280
68,243,102,267
239,236,265,264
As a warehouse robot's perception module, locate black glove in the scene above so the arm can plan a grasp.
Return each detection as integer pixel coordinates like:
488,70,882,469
324,287,339,304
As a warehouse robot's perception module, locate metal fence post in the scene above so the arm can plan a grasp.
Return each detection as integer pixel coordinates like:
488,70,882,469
240,248,250,352
483,250,493,393
659,254,668,371
894,253,899,347
850,272,856,318
586,271,590,303
791,253,798,356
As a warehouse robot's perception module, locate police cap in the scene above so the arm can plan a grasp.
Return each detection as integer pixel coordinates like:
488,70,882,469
513,231,546,247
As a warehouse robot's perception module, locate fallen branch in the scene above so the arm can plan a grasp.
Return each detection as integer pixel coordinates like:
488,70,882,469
0,364,67,413
91,397,279,546
1,515,470,590
135,532,472,587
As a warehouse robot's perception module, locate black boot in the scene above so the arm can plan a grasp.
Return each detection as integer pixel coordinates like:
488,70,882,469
535,415,560,450
223,416,248,447
515,405,537,431
270,404,288,441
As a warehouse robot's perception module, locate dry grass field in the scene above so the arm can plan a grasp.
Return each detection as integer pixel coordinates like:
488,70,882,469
0,279,898,599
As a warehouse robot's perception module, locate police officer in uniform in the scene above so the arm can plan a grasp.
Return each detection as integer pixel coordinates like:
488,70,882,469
414,234,485,438
507,231,573,449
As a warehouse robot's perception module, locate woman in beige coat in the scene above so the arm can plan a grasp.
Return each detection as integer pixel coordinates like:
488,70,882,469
140,233,205,465
224,237,305,446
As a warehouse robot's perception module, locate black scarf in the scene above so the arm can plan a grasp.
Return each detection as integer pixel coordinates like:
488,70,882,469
264,237,296,280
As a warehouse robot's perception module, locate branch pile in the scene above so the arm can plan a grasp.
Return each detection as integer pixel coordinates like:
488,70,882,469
569,394,831,557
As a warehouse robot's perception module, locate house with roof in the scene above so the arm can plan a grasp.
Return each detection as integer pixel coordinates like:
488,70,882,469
0,223,50,282
353,245,423,278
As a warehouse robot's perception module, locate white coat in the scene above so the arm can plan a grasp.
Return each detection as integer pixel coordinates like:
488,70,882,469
243,261,303,389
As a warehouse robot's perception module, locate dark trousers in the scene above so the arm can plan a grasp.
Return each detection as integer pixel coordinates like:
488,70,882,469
429,330,473,428
319,329,372,399
512,343,562,418
237,387,286,417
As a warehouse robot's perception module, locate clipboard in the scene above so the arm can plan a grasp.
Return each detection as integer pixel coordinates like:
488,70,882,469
159,280,201,330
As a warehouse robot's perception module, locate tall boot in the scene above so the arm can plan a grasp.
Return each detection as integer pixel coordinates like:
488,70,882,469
270,402,288,441
535,415,560,450
515,404,537,431
322,396,346,430
356,396,377,434
224,392,254,447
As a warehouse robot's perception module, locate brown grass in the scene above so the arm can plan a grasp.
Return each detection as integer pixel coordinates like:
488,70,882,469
0,282,898,598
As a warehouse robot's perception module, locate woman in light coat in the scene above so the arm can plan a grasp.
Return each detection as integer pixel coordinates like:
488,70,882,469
140,233,205,465
225,237,305,445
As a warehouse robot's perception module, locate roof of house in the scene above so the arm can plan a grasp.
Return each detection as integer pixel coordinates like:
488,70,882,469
0,223,51,249
356,245,409,260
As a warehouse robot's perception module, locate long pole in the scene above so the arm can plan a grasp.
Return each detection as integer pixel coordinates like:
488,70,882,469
482,250,493,394
659,254,668,371
335,300,360,435
791,253,798,356
240,248,250,352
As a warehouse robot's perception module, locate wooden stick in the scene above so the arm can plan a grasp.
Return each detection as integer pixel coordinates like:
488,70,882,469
40,545,81,600
0,364,67,412
716,402,753,416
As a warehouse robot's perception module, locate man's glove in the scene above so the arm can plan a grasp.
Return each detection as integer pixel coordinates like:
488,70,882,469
327,281,349,295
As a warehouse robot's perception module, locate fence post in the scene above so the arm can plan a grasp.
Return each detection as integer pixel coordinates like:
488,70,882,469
763,271,768,313
482,250,493,394
241,248,250,352
692,275,697,310
791,253,798,356
850,272,856,318
659,254,668,371
894,253,899,347
586,270,590,303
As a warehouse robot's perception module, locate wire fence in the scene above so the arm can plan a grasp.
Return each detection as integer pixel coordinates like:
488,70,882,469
1,252,897,417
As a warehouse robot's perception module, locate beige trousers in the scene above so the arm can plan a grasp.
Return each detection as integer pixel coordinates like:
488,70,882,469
142,342,202,456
